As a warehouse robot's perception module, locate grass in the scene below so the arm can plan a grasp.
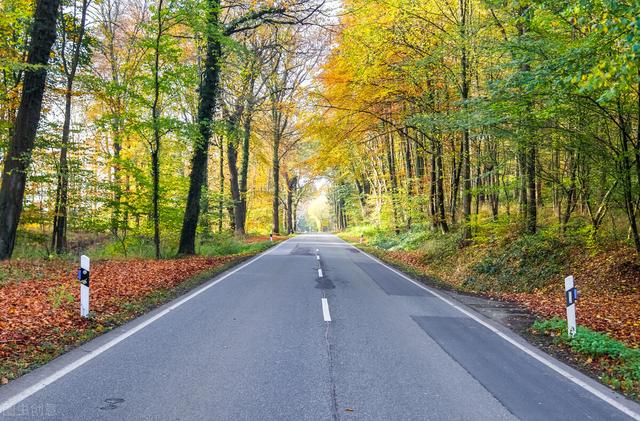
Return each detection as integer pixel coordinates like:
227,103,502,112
8,229,272,261
532,318,640,396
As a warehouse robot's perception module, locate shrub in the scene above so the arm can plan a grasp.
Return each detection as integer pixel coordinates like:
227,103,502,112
532,317,640,395
473,231,575,292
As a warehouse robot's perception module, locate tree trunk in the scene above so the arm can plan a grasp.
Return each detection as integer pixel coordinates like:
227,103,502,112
526,143,537,234
561,152,577,231
272,132,280,234
217,138,224,233
285,172,296,234
238,102,253,234
402,129,414,229
460,0,472,240
387,132,400,234
226,125,244,236
151,148,160,257
429,150,437,228
0,0,61,259
436,138,449,233
449,138,460,223
51,101,70,254
51,0,89,255
178,0,221,255
150,0,163,259
619,109,640,252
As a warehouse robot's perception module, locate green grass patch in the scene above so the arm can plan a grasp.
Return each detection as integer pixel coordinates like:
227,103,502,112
532,317,640,396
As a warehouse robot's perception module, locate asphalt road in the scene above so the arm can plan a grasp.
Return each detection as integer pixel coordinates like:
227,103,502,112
1,234,639,420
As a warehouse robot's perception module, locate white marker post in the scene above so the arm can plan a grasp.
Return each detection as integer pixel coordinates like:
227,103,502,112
79,255,90,318
564,275,577,338
269,232,273,242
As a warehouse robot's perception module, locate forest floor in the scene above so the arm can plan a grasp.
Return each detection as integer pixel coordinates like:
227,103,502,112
341,227,640,398
0,235,284,385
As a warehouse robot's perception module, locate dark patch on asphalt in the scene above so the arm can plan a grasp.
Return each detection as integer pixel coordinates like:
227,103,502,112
316,277,335,289
99,398,125,410
354,261,432,297
348,248,360,253
451,294,535,333
289,246,315,256
411,316,631,421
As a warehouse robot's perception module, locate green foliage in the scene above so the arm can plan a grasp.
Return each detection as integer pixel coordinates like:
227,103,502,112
196,235,272,256
47,284,75,309
82,232,271,259
348,224,460,254
472,231,576,291
420,232,462,264
532,317,640,394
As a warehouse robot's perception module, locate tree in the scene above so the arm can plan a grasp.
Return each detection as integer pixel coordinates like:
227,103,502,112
0,0,61,259
51,0,91,254
178,0,321,254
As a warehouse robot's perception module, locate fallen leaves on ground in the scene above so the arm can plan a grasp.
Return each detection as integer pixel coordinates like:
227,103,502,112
243,234,287,243
497,247,640,347
0,255,240,374
377,245,640,348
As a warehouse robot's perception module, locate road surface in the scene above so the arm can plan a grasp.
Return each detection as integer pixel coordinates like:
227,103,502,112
1,234,639,420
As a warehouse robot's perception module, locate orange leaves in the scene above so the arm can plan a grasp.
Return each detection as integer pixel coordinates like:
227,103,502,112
0,255,237,362
499,246,640,347
379,244,640,349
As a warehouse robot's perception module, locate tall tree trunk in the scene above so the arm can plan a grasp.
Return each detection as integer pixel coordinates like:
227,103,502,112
436,137,449,233
178,0,221,255
488,137,499,220
460,0,472,240
619,107,640,252
429,149,437,228
415,142,426,215
517,4,536,234
561,151,578,231
286,172,296,234
402,128,414,229
272,131,280,234
51,103,69,254
226,123,243,236
0,0,61,259
217,138,224,233
51,0,90,255
238,101,253,235
449,137,461,223
111,127,123,235
526,144,537,234
387,132,400,234
150,0,163,259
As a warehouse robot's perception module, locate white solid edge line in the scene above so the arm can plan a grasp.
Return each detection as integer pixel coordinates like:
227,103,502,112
354,243,640,420
318,268,323,278
322,298,332,322
0,239,290,414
